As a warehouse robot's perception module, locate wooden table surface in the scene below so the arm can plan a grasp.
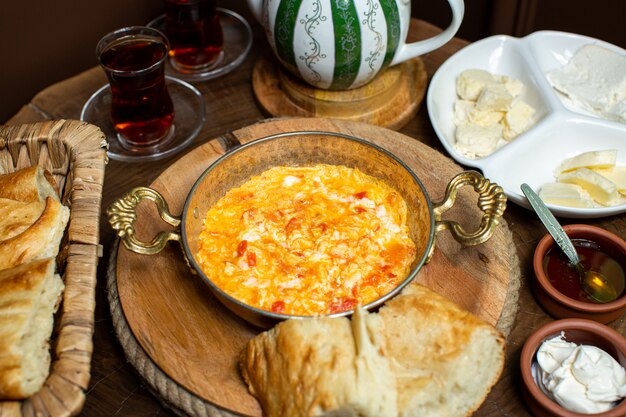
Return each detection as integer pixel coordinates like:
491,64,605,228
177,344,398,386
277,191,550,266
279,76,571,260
7,8,625,417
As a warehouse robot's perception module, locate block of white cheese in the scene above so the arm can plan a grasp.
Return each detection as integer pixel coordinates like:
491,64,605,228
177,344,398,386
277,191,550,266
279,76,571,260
557,168,621,206
453,100,503,127
453,69,536,159
476,84,514,112
469,109,505,127
547,45,626,123
454,122,502,158
456,69,496,101
452,100,475,125
556,150,618,174
503,101,536,140
501,76,524,98
538,182,595,208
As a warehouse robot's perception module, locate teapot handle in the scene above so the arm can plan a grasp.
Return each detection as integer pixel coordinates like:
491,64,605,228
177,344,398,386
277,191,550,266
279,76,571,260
391,0,465,66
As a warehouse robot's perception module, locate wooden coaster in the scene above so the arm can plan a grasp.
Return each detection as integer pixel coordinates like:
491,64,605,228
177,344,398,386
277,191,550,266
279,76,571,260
252,57,428,130
112,118,521,417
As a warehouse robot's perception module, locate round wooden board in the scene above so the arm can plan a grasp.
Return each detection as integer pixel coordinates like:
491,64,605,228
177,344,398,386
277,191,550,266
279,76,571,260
252,56,428,130
116,118,518,417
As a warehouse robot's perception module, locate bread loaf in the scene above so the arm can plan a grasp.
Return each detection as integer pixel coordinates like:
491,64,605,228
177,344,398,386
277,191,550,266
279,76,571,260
241,308,396,417
378,284,505,417
240,284,505,417
0,167,59,203
0,197,69,270
0,259,64,399
0,199,46,241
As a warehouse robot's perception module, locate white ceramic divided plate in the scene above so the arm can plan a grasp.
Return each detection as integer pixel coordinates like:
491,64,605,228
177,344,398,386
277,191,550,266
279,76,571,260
427,31,626,218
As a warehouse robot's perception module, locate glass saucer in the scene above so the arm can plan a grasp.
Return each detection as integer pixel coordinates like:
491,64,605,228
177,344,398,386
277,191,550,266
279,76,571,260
80,76,205,162
147,8,253,82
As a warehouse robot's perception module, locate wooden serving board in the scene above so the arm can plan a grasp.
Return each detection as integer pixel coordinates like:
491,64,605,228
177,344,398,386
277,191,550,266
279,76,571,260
252,56,428,131
115,118,517,417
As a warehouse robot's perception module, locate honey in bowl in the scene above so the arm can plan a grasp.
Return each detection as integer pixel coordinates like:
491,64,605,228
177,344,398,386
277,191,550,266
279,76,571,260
542,238,626,303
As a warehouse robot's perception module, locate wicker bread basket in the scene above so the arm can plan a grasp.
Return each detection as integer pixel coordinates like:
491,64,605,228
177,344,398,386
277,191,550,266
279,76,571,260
0,120,107,416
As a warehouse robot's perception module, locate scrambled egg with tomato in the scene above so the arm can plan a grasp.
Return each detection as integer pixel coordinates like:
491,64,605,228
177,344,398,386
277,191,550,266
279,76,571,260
196,164,416,316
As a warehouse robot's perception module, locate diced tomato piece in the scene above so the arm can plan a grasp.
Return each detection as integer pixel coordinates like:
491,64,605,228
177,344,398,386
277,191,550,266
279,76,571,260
319,222,328,232
355,191,367,199
329,298,358,313
354,207,366,214
237,240,248,257
271,301,286,313
285,217,301,235
246,251,257,267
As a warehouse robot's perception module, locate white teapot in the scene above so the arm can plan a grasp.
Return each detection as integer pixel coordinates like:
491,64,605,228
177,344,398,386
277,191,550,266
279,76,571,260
248,0,464,90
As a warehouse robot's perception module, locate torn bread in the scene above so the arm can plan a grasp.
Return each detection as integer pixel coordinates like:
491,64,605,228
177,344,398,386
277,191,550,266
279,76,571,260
0,166,59,203
240,284,505,417
0,259,64,399
0,198,46,241
379,284,505,417
0,197,69,270
241,308,397,417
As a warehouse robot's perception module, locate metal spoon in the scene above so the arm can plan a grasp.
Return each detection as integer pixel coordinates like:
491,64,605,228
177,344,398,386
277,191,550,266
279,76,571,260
521,183,618,303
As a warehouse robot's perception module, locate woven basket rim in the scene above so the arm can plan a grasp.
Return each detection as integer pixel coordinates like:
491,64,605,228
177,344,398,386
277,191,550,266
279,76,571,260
0,119,107,417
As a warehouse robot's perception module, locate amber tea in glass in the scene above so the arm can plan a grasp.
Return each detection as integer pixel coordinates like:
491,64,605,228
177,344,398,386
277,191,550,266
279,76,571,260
97,26,174,147
164,0,223,71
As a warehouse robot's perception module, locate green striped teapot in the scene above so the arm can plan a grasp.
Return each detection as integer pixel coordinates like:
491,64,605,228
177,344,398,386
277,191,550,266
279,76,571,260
248,0,464,90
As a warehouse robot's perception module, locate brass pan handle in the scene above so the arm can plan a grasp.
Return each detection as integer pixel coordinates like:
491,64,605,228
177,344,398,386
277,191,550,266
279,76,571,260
430,170,507,258
107,187,181,255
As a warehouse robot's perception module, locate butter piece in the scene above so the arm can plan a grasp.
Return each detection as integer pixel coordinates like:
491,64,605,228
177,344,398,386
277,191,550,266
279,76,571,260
538,182,595,208
503,101,535,140
454,122,503,158
557,150,618,174
456,69,496,101
596,166,626,195
476,84,514,111
558,168,620,206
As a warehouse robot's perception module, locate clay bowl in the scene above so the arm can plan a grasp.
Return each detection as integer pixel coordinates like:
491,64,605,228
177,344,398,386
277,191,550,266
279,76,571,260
532,224,626,323
108,131,506,328
520,318,626,417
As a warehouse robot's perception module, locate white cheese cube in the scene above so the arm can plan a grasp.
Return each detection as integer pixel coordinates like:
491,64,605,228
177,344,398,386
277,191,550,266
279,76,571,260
468,109,504,127
454,122,503,158
476,84,514,112
453,100,475,125
456,69,496,101
503,101,536,140
501,76,525,98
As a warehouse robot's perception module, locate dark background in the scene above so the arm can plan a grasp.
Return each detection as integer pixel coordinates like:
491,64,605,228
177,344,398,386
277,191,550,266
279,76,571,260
1,0,625,123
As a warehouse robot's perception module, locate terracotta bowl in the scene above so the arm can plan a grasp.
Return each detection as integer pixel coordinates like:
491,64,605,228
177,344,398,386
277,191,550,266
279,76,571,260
532,224,626,323
520,318,626,417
